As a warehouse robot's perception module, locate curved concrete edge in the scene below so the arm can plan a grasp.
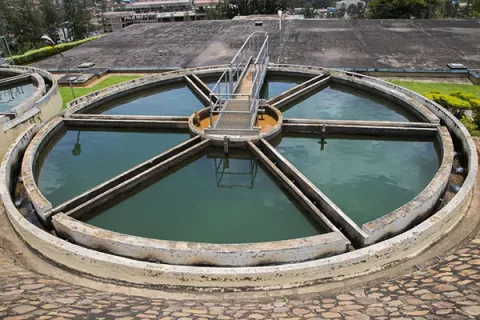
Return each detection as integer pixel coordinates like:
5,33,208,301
362,127,454,244
331,73,439,124
52,213,349,267
66,65,230,114
0,68,46,117
0,65,62,158
10,73,46,116
21,117,64,222
344,71,477,167
0,112,476,290
271,64,477,195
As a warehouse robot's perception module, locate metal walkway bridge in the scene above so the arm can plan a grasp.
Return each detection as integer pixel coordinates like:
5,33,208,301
205,32,269,136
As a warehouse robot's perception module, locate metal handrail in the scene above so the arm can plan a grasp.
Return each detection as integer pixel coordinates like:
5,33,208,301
209,32,269,130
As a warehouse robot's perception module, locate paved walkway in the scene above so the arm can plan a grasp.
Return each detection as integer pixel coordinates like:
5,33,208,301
0,234,479,320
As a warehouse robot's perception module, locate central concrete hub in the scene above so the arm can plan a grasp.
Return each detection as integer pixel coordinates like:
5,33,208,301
188,105,283,147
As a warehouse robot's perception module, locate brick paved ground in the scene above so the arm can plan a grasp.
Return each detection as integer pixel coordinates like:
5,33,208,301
0,236,479,320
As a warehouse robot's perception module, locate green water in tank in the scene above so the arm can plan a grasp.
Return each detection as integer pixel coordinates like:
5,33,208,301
276,136,440,225
282,83,418,122
36,130,190,207
93,83,203,116
82,152,326,243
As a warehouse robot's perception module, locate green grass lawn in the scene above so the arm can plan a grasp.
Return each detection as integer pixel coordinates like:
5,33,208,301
389,80,480,98
60,75,142,109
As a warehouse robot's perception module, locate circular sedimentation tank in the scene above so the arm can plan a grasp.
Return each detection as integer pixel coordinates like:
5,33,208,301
1,65,477,291
0,65,62,157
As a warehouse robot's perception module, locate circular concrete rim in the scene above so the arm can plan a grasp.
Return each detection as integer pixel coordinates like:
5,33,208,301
29,64,449,241
0,68,46,116
1,65,477,290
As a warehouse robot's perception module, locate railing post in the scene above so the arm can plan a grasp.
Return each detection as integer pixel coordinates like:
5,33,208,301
228,68,233,94
209,105,214,128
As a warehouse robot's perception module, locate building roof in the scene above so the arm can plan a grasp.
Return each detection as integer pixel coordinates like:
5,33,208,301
33,19,480,70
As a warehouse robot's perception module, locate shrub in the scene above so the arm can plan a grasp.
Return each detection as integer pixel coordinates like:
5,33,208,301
470,99,480,109
425,92,471,111
460,115,479,134
450,91,477,103
8,35,104,65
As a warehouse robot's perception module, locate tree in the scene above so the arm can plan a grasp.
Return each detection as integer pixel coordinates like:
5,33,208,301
336,4,347,17
474,0,480,11
205,3,226,19
368,0,435,19
63,0,92,40
0,0,44,53
39,0,61,41
302,1,316,17
346,2,366,18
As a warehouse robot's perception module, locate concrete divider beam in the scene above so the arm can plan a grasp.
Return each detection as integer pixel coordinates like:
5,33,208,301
282,123,438,137
184,75,210,105
63,118,189,130
65,139,211,219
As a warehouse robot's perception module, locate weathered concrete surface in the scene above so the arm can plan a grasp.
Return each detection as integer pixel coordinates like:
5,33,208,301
1,66,477,290
52,211,350,267
0,74,31,87
0,66,62,158
64,113,190,121
21,118,64,222
282,122,439,137
184,74,213,105
63,117,189,130
283,118,440,128
0,233,480,318
32,19,480,70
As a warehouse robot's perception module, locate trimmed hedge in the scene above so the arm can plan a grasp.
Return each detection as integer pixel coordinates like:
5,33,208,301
471,99,480,109
424,92,471,110
425,90,480,135
460,115,479,133
450,91,477,103
9,35,105,65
